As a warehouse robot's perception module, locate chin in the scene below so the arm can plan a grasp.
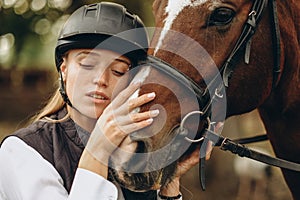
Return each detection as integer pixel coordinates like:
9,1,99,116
78,106,103,119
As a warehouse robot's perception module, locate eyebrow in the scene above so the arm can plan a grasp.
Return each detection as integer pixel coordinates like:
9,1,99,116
75,51,101,59
76,51,131,66
115,58,131,66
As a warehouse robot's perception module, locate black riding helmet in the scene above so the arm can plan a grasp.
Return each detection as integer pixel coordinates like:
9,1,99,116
54,2,149,106
55,2,149,68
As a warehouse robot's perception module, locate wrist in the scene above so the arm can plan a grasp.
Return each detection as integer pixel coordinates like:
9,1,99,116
159,177,181,197
78,149,109,178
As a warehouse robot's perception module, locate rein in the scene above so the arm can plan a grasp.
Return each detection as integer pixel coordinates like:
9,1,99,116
205,129,300,171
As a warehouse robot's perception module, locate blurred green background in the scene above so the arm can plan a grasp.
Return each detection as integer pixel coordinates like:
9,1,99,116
0,0,154,131
0,0,292,199
0,0,154,70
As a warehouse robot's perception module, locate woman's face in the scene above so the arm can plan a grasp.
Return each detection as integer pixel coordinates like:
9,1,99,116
61,49,131,120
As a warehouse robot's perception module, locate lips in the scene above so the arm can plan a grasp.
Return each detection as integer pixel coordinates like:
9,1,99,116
87,91,109,102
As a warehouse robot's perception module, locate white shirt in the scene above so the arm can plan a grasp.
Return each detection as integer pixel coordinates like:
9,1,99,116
0,137,182,200
0,136,121,200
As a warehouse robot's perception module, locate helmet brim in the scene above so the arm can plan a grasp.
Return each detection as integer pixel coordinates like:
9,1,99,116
55,33,147,69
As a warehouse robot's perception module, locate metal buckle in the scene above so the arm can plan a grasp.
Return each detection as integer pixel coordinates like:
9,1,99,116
178,111,211,143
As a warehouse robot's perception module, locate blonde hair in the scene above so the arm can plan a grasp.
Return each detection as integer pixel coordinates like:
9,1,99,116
29,54,71,124
30,89,70,123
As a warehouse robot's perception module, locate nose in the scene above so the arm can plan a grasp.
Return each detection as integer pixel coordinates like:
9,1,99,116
93,68,109,87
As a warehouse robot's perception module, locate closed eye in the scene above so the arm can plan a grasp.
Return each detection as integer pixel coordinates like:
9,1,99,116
79,63,95,69
112,69,126,76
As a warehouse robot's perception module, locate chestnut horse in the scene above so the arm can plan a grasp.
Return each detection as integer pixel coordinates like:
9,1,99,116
143,0,299,199
109,0,300,197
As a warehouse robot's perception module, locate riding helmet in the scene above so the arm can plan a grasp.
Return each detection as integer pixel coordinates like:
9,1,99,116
54,2,149,107
55,2,149,69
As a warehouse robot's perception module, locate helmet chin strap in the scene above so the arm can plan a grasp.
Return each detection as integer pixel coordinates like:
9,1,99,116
58,71,95,122
59,71,73,107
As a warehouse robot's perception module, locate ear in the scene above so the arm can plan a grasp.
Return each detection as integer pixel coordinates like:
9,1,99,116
60,57,67,80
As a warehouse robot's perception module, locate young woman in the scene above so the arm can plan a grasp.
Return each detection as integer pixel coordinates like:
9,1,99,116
0,2,199,200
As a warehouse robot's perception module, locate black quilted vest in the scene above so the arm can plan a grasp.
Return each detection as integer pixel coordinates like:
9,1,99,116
8,109,156,200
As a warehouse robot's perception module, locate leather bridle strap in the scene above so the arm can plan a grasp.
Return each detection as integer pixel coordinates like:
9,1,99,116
233,134,268,144
204,129,300,172
204,0,272,98
222,0,269,87
269,0,281,87
140,55,212,116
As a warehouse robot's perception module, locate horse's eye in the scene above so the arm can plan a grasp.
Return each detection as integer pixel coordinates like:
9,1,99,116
207,7,235,26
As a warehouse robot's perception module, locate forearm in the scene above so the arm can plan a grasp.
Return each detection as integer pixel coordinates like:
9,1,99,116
78,149,109,179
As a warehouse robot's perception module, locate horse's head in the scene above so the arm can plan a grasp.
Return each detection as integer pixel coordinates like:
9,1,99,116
150,0,277,117
109,54,215,191
109,0,279,192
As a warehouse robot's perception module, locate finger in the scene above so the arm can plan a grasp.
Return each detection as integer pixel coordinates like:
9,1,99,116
205,141,213,160
175,145,200,177
120,117,154,134
188,145,201,165
127,92,156,112
116,109,160,126
131,109,160,122
113,92,156,116
112,81,142,106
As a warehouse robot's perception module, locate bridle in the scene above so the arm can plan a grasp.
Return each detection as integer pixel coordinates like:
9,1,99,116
204,0,281,96
197,0,287,190
140,0,300,191
221,0,281,88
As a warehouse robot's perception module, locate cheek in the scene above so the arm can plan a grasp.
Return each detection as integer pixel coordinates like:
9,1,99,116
66,70,88,98
110,75,130,97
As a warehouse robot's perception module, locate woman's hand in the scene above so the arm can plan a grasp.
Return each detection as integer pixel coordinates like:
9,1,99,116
79,82,159,178
158,145,201,197
159,122,223,197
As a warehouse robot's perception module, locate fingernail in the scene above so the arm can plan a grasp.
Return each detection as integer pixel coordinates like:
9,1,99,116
150,109,160,116
147,92,156,98
146,118,153,124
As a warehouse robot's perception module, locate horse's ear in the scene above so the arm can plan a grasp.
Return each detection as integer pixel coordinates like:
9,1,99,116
152,0,165,23
152,0,160,13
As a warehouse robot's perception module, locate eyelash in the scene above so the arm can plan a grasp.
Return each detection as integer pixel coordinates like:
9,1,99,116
79,63,95,69
79,63,127,76
112,69,125,76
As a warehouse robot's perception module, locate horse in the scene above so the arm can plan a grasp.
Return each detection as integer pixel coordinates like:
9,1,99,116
108,0,300,196
135,0,299,198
